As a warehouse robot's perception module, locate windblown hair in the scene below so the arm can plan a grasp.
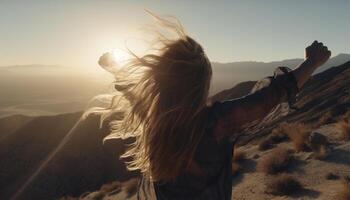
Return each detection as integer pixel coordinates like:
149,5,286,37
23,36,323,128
89,13,212,181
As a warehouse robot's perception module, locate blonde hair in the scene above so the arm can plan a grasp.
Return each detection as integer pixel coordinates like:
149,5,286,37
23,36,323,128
90,13,212,181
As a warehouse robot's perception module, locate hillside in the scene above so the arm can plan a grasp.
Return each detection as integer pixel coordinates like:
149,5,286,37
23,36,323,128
0,60,350,200
0,113,136,200
82,60,350,200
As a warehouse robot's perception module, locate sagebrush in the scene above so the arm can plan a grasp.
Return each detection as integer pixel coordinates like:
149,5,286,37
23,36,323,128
257,147,293,175
266,174,303,196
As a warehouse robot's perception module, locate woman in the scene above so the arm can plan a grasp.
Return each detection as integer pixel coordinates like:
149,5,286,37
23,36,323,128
97,15,331,200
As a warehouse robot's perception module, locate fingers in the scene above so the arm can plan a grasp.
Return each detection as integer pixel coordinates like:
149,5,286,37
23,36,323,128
311,40,324,47
305,40,331,65
310,40,330,51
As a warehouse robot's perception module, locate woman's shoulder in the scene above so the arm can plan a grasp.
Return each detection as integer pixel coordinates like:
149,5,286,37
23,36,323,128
202,102,234,143
206,101,225,121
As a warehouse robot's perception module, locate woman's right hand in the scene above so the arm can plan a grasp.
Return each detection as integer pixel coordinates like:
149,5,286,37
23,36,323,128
98,52,117,68
305,40,331,68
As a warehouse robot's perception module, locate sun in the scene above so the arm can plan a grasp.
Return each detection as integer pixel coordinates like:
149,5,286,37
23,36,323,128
111,49,130,65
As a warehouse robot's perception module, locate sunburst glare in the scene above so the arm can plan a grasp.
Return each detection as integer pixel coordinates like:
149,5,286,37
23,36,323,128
112,48,130,65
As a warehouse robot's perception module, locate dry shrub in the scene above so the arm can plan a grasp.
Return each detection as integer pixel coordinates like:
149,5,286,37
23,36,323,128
270,123,289,143
283,123,312,152
258,139,274,151
313,144,329,160
326,173,340,180
266,174,303,196
232,162,241,175
317,112,334,127
309,132,329,150
258,123,290,151
336,119,350,141
122,178,139,197
233,148,246,162
308,132,330,160
100,181,121,193
257,148,293,175
336,177,350,200
340,111,350,121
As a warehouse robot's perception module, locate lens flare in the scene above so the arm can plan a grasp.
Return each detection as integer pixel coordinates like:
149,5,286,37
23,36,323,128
112,48,130,65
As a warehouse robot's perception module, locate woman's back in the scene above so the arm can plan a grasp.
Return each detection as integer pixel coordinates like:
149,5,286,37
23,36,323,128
138,104,234,200
137,65,301,199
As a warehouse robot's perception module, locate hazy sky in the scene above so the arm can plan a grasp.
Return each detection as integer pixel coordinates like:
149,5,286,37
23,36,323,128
0,0,349,68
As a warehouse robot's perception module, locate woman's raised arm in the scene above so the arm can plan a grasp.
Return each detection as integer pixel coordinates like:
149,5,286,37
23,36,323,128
213,41,331,139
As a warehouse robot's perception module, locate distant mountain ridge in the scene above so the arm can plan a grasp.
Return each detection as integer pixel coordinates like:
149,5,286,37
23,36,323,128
211,53,350,93
0,64,65,68
1,53,349,96
0,54,349,118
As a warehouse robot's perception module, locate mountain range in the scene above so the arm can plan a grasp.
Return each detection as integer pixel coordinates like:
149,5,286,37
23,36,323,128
1,54,349,118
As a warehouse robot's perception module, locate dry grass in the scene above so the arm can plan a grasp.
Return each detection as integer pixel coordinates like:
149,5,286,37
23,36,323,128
313,145,329,160
270,123,289,143
233,148,246,162
326,173,340,180
257,148,293,175
258,124,289,151
336,119,350,141
316,112,334,127
232,162,241,175
336,177,350,200
258,139,274,151
308,132,330,160
340,111,350,121
283,123,312,152
309,132,329,150
122,178,139,197
266,174,303,196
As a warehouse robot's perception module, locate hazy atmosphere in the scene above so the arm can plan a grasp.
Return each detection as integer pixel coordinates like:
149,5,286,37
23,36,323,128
1,1,350,200
1,0,350,68
1,0,350,117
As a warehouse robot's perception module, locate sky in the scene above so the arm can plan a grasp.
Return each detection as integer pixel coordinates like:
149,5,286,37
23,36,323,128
0,0,349,69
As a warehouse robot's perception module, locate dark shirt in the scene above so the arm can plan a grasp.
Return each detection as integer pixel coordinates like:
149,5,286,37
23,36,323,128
137,67,299,200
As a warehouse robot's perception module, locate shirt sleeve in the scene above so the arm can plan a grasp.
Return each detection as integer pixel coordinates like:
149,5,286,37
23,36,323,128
212,67,299,140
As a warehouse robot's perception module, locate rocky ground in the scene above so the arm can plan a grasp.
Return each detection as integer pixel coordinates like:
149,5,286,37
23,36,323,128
71,121,350,200
231,124,350,200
